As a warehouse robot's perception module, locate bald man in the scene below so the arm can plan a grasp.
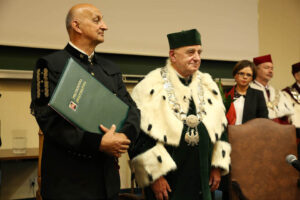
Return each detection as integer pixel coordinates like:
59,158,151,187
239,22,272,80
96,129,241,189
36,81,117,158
30,4,140,200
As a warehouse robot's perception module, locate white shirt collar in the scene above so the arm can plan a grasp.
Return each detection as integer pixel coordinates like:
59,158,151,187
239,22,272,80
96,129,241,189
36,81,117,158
297,82,300,88
68,41,95,59
254,80,269,89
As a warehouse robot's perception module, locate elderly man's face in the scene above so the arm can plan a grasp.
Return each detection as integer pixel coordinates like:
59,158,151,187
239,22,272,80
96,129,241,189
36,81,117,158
256,62,273,83
170,45,202,77
77,6,108,44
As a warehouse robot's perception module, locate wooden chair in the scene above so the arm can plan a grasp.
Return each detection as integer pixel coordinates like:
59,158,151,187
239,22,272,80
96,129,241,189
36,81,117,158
228,118,300,200
36,129,44,200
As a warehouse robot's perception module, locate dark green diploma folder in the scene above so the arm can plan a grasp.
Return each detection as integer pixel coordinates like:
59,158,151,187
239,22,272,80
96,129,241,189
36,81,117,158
48,58,129,134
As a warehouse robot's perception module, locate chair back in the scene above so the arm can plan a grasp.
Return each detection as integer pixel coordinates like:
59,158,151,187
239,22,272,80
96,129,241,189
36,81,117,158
228,118,300,200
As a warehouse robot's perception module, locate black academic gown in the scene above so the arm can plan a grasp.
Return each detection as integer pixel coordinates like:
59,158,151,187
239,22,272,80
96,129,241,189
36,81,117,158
241,87,269,123
31,44,140,200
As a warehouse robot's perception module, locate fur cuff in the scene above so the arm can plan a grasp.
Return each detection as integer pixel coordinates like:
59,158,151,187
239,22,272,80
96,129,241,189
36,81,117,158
211,141,231,175
130,143,177,187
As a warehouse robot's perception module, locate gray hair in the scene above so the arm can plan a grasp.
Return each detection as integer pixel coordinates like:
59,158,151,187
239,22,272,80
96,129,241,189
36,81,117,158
65,10,73,32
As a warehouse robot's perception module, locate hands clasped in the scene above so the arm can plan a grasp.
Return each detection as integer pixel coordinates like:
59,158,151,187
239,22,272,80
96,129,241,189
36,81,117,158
99,124,131,158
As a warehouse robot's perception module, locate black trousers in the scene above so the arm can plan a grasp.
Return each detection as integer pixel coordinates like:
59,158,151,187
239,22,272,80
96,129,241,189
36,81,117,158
219,174,230,200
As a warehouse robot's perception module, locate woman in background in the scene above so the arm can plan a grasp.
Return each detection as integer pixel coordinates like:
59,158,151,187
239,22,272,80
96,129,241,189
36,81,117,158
225,60,268,125
221,60,268,200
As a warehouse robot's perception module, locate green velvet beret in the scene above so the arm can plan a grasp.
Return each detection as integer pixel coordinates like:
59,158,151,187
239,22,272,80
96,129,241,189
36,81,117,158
167,29,201,49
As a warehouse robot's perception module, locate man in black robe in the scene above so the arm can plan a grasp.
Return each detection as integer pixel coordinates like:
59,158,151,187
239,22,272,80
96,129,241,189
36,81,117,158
30,4,140,200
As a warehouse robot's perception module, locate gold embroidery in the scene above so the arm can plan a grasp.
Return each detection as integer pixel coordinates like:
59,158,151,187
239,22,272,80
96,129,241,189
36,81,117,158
37,68,41,98
43,68,49,97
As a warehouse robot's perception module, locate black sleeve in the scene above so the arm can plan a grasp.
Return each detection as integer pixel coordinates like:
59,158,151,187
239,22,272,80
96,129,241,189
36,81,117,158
128,130,156,159
31,58,102,154
256,90,269,118
115,73,141,144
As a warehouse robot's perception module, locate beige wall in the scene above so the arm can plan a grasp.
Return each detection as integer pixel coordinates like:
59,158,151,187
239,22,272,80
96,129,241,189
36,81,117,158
258,0,300,89
0,79,39,199
0,79,39,149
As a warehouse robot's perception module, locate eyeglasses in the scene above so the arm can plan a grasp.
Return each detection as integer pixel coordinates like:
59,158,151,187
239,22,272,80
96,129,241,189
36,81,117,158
237,72,253,78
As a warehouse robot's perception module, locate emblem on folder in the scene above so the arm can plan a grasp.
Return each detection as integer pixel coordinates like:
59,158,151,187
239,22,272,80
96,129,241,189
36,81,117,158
69,101,78,111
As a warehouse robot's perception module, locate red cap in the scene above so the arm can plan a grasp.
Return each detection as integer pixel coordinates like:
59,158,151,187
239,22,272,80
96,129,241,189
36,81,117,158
253,54,272,66
292,62,300,75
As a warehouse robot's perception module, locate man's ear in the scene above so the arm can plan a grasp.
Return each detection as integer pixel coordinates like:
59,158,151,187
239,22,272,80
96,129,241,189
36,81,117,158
71,20,82,34
169,50,176,62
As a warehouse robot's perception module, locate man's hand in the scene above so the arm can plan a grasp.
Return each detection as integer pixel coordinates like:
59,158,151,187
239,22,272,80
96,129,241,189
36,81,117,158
151,176,171,200
99,124,131,158
209,167,221,191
